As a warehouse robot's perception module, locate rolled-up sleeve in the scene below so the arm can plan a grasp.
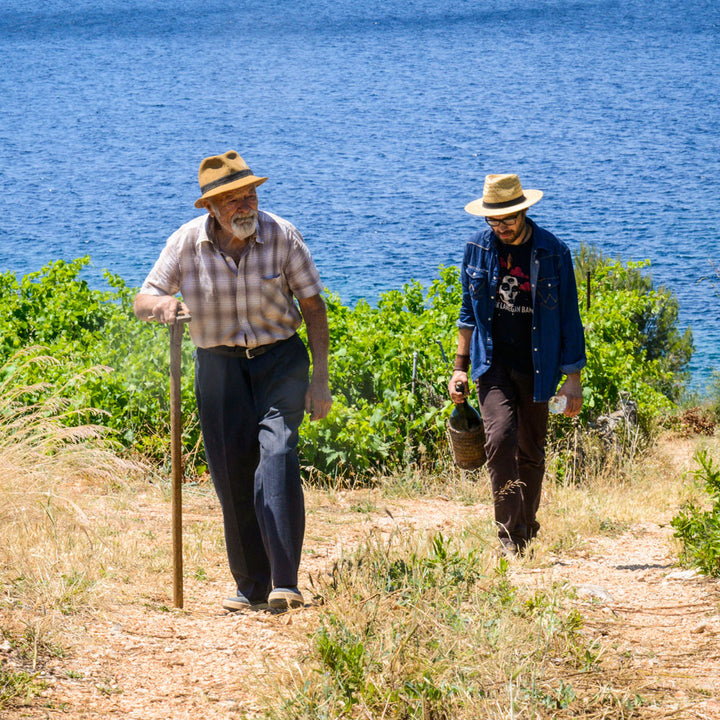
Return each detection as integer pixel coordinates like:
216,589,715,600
284,229,323,300
140,232,181,296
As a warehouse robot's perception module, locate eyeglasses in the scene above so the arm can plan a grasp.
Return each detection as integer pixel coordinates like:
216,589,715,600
485,213,521,227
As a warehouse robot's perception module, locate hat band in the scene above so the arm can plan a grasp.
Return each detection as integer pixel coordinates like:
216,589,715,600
482,194,527,210
200,169,253,195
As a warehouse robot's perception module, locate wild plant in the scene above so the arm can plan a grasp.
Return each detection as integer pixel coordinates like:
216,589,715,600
0,252,692,484
266,528,648,719
0,348,146,710
671,450,720,576
0,663,45,713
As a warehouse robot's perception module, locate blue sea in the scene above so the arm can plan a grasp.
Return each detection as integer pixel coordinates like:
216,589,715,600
1,0,719,390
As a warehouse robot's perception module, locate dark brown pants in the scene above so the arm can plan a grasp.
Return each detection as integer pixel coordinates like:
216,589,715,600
476,363,549,549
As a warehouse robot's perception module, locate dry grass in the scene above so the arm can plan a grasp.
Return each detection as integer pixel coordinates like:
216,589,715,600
538,430,714,559
266,526,648,719
0,352,152,705
263,432,720,719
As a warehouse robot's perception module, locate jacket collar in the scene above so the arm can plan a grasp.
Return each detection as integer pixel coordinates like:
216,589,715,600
526,217,555,254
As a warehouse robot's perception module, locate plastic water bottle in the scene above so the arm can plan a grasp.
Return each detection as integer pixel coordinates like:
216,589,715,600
548,395,567,414
449,382,483,432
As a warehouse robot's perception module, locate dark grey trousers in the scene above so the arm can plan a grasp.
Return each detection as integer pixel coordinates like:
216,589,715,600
476,363,549,548
194,334,309,603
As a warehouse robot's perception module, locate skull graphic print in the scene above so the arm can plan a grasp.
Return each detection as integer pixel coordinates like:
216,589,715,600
496,251,532,315
498,275,520,306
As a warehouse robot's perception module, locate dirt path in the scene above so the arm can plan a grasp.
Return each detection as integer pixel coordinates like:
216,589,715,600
5,494,488,720
518,524,720,718
4,443,720,719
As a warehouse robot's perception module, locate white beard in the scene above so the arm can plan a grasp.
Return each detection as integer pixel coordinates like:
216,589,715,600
231,213,257,240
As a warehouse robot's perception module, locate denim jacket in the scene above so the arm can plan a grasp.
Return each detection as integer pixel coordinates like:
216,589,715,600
458,218,586,402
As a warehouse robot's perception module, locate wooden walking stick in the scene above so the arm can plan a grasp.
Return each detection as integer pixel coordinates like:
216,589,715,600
169,313,191,608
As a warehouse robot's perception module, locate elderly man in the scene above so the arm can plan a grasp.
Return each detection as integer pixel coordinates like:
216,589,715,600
448,174,586,557
134,150,332,610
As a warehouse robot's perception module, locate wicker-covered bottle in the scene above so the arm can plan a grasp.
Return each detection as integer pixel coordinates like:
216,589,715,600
447,382,486,469
449,383,483,432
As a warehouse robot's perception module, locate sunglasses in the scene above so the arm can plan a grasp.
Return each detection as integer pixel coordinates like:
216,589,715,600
485,213,522,227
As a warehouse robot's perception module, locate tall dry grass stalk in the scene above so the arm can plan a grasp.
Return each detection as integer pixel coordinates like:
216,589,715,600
540,427,713,557
0,350,149,635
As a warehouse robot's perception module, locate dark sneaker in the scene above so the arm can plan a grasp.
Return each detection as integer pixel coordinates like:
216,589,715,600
223,593,268,611
268,587,304,610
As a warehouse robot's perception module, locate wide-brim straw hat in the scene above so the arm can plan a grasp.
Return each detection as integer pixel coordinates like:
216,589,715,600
465,173,543,217
194,150,268,208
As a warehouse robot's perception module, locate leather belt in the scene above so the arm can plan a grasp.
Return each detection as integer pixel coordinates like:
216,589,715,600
204,338,286,359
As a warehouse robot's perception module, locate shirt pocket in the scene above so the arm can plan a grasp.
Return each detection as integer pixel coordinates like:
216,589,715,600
537,275,559,310
261,271,284,296
259,271,290,313
466,265,489,299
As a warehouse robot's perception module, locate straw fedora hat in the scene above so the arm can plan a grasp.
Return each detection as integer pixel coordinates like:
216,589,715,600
465,174,543,217
194,150,268,208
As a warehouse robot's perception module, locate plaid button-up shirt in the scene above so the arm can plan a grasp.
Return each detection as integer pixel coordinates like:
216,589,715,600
140,210,324,349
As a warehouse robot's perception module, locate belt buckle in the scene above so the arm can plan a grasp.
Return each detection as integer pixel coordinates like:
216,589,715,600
245,340,279,359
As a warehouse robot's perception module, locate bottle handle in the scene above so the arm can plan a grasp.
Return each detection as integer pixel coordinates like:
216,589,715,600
454,381,466,396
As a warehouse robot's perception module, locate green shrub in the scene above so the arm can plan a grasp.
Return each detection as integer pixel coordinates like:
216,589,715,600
671,450,720,576
299,268,461,477
0,249,693,481
0,258,199,465
576,245,693,409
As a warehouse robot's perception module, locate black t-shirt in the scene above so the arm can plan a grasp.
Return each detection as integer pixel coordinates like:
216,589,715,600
492,237,534,374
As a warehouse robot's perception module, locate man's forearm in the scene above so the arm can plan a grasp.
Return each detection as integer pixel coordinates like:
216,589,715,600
299,297,330,378
133,293,159,321
454,327,473,369
297,294,332,420
133,292,184,323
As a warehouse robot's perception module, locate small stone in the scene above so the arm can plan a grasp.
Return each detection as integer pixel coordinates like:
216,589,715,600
691,623,708,634
576,584,614,602
665,569,700,581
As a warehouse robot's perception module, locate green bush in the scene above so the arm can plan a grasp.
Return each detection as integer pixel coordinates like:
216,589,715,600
0,258,199,466
576,245,693,411
671,450,720,576
0,249,693,481
577,259,692,432
300,268,461,477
